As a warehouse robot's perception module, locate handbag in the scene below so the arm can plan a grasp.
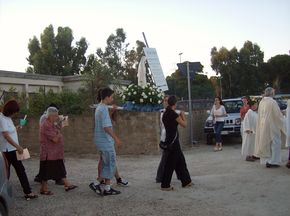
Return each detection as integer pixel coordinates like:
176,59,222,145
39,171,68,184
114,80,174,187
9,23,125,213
16,148,31,160
159,133,177,150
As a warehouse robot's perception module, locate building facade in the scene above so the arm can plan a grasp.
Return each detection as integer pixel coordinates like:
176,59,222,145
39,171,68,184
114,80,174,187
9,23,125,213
0,70,130,102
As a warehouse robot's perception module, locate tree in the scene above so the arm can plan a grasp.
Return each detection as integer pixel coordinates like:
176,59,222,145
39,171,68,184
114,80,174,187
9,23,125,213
96,29,150,83
124,40,146,84
26,25,88,76
166,69,214,99
262,55,290,93
211,46,239,97
210,41,264,98
82,54,114,104
96,28,128,78
238,41,264,95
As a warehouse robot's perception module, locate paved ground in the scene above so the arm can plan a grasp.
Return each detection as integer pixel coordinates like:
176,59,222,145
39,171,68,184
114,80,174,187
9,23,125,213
9,143,290,216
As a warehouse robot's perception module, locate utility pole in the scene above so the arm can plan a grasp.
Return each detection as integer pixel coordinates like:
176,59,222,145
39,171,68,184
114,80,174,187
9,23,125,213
186,62,194,145
179,52,183,63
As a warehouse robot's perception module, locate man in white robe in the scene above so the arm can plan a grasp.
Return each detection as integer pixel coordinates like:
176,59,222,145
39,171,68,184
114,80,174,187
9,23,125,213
286,99,290,168
254,87,286,168
241,101,258,161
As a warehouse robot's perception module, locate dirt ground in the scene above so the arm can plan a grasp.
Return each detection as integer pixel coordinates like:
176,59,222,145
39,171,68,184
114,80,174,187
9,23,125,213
9,143,290,216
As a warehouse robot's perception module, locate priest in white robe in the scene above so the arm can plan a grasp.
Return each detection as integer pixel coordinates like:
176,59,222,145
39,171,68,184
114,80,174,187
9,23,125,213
254,87,286,168
286,99,290,168
241,100,258,161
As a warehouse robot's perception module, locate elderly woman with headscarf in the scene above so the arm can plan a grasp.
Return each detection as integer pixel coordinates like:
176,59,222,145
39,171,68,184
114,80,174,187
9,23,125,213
39,107,77,195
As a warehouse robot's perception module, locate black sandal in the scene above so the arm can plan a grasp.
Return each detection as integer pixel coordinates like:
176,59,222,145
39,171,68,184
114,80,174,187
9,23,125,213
24,194,38,200
65,185,78,192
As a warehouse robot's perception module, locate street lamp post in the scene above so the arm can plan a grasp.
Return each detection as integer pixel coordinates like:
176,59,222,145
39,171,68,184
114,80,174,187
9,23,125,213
178,52,183,63
219,75,222,99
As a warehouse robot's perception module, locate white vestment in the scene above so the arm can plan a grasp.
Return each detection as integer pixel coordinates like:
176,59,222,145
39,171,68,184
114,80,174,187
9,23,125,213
241,109,257,158
286,100,290,148
254,97,286,165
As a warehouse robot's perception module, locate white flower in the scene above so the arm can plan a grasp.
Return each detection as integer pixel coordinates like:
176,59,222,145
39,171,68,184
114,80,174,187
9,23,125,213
133,91,137,95
132,101,135,104
122,95,126,99
148,92,151,95
150,98,152,102
141,92,147,98
158,100,162,104
128,92,131,96
140,99,144,103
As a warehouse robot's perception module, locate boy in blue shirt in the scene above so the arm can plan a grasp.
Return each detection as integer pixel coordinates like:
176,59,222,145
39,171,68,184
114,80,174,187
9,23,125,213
89,87,122,195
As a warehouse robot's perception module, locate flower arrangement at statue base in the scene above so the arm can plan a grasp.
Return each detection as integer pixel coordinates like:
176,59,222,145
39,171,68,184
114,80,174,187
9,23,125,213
121,84,164,112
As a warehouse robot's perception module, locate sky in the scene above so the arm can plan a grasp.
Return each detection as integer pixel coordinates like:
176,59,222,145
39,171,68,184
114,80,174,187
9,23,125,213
0,0,290,78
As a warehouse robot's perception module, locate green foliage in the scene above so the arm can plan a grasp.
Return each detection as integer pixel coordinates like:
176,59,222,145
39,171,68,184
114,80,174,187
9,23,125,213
82,54,114,104
1,88,88,117
120,84,164,104
165,70,214,99
210,40,265,98
262,55,290,93
26,24,88,76
96,28,150,83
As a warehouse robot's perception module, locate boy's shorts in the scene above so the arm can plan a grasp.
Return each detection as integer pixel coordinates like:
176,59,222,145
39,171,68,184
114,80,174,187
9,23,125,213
100,150,116,179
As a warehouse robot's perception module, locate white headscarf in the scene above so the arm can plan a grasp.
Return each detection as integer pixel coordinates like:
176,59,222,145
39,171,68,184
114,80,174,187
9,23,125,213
45,107,59,118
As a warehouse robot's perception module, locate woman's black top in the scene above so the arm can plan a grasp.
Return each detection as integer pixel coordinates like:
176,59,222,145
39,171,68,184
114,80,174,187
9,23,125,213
162,108,179,145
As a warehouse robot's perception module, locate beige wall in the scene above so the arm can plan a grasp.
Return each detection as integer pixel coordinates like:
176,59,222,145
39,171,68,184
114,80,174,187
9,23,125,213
0,71,130,97
0,74,64,95
17,110,208,155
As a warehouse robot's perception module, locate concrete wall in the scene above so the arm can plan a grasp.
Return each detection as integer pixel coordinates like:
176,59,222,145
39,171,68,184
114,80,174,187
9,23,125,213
17,110,208,155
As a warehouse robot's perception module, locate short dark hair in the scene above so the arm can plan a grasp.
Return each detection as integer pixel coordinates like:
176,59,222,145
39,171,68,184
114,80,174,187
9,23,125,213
2,100,20,117
101,87,114,100
242,96,250,102
167,95,177,107
97,88,103,103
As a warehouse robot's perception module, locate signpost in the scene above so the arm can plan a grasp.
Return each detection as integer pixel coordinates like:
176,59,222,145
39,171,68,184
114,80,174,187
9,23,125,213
177,61,202,145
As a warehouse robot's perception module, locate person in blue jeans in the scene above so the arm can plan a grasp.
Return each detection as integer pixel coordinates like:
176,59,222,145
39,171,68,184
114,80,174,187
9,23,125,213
210,97,227,151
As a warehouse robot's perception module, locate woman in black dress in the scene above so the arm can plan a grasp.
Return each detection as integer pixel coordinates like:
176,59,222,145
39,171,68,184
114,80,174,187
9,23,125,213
161,95,192,190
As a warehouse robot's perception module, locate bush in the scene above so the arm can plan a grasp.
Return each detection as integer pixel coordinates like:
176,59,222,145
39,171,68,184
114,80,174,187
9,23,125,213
1,89,89,117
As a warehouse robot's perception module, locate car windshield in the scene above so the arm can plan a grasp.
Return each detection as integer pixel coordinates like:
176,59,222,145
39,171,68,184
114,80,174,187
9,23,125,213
223,100,243,113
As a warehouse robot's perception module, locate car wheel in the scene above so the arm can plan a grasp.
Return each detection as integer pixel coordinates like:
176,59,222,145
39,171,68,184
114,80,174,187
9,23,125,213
206,134,213,145
0,201,7,216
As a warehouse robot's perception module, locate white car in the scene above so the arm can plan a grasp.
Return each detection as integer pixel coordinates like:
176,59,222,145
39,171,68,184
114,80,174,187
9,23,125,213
0,152,13,216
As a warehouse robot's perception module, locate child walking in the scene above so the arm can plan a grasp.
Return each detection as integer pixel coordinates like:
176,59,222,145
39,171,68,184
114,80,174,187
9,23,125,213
241,100,259,161
89,87,122,196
